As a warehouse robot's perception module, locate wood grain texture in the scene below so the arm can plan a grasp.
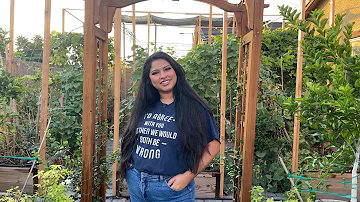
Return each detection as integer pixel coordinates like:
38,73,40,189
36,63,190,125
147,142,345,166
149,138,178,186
194,173,218,198
240,0,264,201
0,167,34,193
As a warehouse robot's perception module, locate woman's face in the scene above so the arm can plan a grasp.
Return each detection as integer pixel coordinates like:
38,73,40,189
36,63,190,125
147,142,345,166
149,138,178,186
149,59,177,96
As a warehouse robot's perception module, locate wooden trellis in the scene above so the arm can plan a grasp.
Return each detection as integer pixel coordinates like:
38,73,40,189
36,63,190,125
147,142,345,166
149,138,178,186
81,0,266,202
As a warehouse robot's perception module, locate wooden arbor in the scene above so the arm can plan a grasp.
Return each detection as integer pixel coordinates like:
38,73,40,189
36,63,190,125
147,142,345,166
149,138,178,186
81,0,265,202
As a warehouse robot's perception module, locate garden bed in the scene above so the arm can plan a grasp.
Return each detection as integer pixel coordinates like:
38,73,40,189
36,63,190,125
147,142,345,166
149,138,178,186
0,165,37,194
305,172,360,201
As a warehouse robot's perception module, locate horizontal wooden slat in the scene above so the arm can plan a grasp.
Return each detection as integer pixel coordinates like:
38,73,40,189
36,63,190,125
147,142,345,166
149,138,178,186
0,167,34,193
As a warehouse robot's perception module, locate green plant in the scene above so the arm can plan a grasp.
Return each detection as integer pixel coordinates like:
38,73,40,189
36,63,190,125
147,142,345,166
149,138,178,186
0,165,73,202
35,165,74,202
0,28,10,58
250,185,266,202
0,186,34,202
280,5,360,201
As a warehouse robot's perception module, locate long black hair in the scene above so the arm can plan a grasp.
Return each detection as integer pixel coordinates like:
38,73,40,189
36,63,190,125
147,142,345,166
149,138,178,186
119,52,212,178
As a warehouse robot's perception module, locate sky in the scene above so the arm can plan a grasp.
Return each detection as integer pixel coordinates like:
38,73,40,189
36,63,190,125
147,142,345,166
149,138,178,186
0,0,300,57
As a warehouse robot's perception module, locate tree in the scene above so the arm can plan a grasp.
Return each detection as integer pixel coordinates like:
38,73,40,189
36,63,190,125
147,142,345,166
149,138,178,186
281,6,360,201
0,28,10,59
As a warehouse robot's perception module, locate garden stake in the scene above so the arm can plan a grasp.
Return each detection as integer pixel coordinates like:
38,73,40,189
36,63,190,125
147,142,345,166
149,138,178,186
279,156,303,202
17,117,52,201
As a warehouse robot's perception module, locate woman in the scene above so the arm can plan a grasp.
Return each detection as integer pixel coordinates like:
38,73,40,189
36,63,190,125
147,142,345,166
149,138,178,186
119,52,220,202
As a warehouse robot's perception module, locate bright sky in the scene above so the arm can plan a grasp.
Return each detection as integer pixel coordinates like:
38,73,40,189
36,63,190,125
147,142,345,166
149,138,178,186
0,0,300,57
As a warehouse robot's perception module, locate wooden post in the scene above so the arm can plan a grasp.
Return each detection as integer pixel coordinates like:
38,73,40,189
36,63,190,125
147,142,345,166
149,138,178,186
132,4,136,72
147,12,151,54
39,0,51,175
112,8,122,196
82,0,96,200
198,15,202,44
154,23,157,50
282,17,286,29
123,22,127,99
292,0,305,173
97,5,110,200
329,0,335,27
240,0,265,201
208,5,213,44
219,8,228,199
233,11,248,202
232,18,236,34
132,4,136,97
9,0,14,75
62,8,65,33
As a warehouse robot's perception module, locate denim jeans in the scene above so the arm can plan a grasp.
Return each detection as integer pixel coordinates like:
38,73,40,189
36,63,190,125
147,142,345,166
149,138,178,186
126,166,196,202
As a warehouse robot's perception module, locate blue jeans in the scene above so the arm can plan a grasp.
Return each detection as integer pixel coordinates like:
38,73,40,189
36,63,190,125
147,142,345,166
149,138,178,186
125,166,196,202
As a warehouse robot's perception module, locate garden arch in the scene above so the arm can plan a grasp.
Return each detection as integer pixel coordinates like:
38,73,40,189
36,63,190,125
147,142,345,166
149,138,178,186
81,0,266,201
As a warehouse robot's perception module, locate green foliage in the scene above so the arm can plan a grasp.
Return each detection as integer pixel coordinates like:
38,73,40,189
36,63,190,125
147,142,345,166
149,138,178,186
0,68,23,103
15,35,43,62
261,28,298,95
0,68,25,158
0,165,73,202
50,31,84,67
250,186,266,202
280,7,360,200
281,6,360,168
250,186,304,202
49,66,83,151
0,28,10,58
0,186,34,202
34,165,74,202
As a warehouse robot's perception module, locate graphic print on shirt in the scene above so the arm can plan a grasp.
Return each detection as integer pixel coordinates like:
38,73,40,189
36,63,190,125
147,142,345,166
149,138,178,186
134,112,177,160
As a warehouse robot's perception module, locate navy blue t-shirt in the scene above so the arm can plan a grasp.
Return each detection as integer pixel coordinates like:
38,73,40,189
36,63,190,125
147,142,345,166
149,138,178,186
131,101,219,176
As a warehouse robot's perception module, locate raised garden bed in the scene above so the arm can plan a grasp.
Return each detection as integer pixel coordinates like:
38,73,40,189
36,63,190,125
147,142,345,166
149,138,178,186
0,165,37,194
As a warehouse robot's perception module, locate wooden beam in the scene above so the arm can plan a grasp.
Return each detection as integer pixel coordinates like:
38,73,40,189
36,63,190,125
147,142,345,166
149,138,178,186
112,8,122,196
99,5,109,199
123,22,127,99
219,7,228,199
132,4,136,97
106,0,267,12
154,23,157,49
292,0,306,173
208,5,213,44
9,0,14,75
240,0,264,201
132,4,136,72
234,10,250,37
197,0,245,12
243,30,253,44
62,8,65,33
107,0,144,8
329,0,335,27
107,7,116,33
245,0,254,30
39,0,51,176
82,0,96,200
198,15,202,44
95,27,107,40
232,18,236,34
147,12,151,54
94,0,101,24
233,11,248,201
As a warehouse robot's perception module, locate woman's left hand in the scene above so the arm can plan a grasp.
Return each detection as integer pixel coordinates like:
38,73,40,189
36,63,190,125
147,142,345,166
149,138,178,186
167,171,195,191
